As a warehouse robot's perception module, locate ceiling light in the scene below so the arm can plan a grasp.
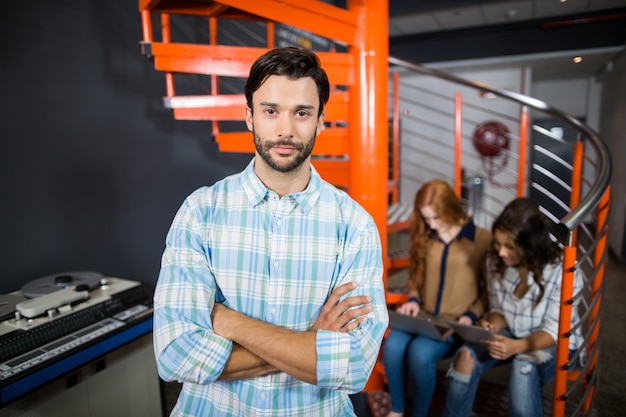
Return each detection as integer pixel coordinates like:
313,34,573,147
506,9,518,18
560,0,567,3
573,56,582,64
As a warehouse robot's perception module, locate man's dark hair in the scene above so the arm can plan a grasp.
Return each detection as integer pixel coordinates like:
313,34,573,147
244,47,330,116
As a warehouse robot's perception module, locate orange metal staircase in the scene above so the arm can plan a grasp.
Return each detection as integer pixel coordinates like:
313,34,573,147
139,0,389,246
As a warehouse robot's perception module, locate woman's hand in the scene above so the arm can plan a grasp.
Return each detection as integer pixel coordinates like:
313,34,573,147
396,299,420,317
481,334,521,360
476,318,495,332
481,312,507,333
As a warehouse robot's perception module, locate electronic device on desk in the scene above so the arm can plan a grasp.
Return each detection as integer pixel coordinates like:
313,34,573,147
0,271,154,407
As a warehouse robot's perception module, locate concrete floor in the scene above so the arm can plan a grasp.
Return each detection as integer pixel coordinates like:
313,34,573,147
593,253,626,417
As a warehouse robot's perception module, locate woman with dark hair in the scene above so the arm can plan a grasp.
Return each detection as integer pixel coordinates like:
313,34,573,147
383,179,492,417
442,197,584,417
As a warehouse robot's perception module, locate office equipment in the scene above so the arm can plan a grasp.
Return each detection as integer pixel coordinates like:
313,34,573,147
0,295,25,322
388,310,453,341
0,272,155,409
446,321,497,343
20,271,104,298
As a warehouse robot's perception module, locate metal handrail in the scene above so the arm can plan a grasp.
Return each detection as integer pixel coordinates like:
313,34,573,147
388,56,612,235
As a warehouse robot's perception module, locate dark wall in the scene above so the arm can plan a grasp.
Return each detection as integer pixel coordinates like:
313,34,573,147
0,1,251,293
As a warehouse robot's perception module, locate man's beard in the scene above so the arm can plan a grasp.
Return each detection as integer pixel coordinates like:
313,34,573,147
254,129,316,173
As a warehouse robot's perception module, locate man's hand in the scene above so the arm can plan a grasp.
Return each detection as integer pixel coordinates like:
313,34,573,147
311,282,372,332
210,281,373,384
212,282,372,338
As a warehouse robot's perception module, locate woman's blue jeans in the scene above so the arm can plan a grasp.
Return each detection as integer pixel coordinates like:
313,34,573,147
383,329,461,417
441,330,559,417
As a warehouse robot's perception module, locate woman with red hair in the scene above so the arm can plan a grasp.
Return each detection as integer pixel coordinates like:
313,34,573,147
383,179,492,417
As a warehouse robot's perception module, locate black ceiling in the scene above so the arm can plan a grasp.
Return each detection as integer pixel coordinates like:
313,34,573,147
389,0,502,16
389,7,626,64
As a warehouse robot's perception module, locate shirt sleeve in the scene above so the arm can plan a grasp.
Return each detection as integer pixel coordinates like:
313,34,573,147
153,193,232,384
538,262,581,343
315,215,388,393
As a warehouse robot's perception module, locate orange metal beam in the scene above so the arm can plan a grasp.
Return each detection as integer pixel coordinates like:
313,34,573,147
390,72,400,204
149,43,354,86
389,258,409,270
552,245,577,417
583,187,610,411
516,107,529,197
312,160,350,189
214,129,350,155
347,0,388,212
569,141,584,244
346,5,389,390
140,1,358,45
173,107,243,121
139,0,239,18
151,44,266,77
161,14,175,97
167,91,349,122
209,17,220,136
318,52,356,87
165,94,246,110
216,0,358,45
324,91,350,121
140,10,153,42
138,0,165,11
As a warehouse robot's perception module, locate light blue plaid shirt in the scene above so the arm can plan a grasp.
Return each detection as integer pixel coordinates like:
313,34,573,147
153,159,388,417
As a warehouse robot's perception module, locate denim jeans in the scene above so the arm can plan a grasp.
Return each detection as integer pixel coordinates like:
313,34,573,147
441,329,559,417
383,329,462,417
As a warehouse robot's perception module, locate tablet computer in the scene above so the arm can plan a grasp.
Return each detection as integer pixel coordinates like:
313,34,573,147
445,321,497,343
388,310,454,341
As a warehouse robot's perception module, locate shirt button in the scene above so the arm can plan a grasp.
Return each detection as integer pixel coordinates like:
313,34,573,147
260,393,267,400
273,261,280,268
270,307,277,315
276,219,283,226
